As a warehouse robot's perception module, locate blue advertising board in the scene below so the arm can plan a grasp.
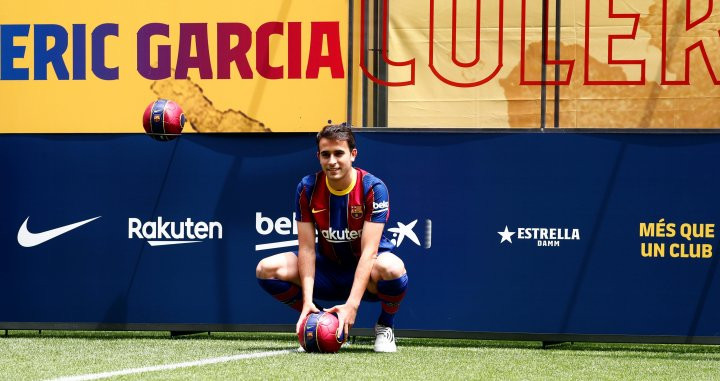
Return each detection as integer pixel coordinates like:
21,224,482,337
1,131,719,343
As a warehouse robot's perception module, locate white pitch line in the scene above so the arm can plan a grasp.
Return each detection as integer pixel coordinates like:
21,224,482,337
48,349,296,381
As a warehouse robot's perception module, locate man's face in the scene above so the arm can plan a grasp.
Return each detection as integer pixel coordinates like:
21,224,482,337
317,138,357,184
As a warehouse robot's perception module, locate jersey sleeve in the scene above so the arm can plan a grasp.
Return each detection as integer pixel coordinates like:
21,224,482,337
365,181,390,223
295,179,313,222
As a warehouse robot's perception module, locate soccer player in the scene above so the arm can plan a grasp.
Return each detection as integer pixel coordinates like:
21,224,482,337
255,124,408,352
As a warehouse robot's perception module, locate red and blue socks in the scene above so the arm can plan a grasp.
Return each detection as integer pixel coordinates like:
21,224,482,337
257,278,303,312
259,274,409,325
377,273,409,327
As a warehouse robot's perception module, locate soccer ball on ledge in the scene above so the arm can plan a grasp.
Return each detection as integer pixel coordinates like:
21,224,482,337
142,99,186,141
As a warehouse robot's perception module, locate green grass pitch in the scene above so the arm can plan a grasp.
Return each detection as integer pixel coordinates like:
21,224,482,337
1,331,720,380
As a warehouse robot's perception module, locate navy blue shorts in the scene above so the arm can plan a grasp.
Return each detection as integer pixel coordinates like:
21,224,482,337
294,252,381,302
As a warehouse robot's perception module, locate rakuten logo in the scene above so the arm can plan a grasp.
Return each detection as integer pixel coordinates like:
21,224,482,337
321,227,362,243
129,217,222,246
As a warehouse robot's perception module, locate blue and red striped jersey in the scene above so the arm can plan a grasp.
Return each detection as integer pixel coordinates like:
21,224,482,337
295,168,395,266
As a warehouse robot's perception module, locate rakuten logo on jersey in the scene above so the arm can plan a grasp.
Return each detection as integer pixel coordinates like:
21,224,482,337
129,217,223,246
321,227,362,243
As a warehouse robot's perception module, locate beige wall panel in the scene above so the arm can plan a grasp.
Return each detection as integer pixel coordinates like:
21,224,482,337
388,0,720,128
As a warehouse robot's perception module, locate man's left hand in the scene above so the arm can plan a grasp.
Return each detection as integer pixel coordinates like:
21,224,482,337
324,303,358,341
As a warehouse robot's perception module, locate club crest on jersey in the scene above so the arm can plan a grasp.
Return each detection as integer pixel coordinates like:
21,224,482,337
350,205,364,219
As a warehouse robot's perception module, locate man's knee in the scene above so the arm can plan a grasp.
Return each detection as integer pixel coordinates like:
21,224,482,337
256,252,297,280
255,257,274,278
256,255,284,279
375,254,406,280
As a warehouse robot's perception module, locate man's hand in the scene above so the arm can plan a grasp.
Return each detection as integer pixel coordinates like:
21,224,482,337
324,303,358,341
295,302,320,336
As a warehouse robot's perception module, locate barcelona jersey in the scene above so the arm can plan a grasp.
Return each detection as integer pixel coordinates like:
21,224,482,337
295,168,395,266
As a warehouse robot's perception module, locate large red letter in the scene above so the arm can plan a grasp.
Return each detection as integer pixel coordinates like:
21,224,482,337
360,0,415,86
256,22,284,80
306,22,344,79
520,0,574,85
428,0,504,87
176,23,213,79
217,23,253,79
584,0,645,85
662,0,720,84
287,22,302,79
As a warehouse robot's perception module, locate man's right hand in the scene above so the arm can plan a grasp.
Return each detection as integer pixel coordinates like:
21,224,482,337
295,302,320,336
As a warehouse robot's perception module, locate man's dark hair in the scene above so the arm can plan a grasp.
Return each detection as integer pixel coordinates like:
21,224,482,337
316,123,356,151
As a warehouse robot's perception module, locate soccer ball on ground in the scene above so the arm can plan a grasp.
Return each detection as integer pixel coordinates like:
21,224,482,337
142,99,186,141
298,312,345,353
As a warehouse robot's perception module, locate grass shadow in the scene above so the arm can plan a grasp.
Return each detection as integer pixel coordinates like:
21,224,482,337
541,342,720,356
394,336,720,356
5,331,720,359
1,331,296,342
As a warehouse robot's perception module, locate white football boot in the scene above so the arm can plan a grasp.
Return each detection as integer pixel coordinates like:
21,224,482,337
373,324,397,353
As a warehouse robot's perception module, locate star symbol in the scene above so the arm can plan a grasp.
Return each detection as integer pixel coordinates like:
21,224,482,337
388,220,420,247
498,226,515,244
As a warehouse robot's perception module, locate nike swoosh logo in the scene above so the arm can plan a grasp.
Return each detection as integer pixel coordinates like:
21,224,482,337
17,216,102,247
312,208,326,214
